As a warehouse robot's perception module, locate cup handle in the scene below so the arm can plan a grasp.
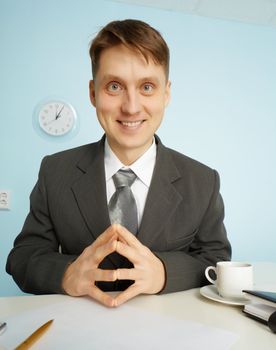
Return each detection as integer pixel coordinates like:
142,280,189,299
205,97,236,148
205,266,216,284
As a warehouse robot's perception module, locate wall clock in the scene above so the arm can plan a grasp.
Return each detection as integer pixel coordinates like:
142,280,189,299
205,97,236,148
33,99,79,140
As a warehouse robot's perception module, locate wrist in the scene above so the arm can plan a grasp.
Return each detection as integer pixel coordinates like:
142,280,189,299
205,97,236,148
61,262,74,295
154,255,167,294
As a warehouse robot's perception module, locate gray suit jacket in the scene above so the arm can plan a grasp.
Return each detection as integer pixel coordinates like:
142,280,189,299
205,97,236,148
6,135,231,294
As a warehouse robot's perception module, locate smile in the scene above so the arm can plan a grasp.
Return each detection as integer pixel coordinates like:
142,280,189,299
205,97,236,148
119,120,144,128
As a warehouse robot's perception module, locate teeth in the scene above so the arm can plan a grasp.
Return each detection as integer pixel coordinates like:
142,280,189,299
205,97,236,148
121,121,142,127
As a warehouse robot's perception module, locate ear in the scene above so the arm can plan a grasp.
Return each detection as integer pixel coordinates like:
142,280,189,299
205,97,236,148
89,80,96,107
164,80,171,107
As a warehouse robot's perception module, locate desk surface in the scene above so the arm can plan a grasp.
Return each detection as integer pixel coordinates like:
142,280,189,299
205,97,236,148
1,262,275,350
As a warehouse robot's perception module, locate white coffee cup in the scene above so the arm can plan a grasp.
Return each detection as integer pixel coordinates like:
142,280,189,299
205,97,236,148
205,261,253,299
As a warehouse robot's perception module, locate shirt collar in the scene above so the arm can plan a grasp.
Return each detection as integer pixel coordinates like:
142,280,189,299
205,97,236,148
104,139,157,187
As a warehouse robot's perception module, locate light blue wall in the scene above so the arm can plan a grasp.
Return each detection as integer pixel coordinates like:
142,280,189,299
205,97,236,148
1,0,275,296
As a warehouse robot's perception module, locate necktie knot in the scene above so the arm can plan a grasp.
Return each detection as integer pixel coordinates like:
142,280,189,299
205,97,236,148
112,169,137,189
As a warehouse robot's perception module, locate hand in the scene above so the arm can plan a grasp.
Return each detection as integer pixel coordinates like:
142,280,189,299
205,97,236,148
114,225,165,307
62,225,119,307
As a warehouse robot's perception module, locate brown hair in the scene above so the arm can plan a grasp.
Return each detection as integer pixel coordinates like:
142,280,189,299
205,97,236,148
89,19,170,80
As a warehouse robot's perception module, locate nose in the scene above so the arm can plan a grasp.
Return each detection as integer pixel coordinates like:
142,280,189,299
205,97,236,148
121,89,141,115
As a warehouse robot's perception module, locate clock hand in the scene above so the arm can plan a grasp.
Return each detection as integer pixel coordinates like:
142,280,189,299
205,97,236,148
55,105,65,120
47,106,64,125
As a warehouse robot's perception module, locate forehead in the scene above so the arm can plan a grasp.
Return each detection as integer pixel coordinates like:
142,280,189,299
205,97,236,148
95,44,166,82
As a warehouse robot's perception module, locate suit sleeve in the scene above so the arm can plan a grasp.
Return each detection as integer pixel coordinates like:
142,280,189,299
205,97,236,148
6,157,77,294
154,170,231,294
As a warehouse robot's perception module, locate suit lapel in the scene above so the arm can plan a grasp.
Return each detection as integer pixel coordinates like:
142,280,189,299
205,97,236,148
71,136,125,268
71,137,110,240
138,137,183,245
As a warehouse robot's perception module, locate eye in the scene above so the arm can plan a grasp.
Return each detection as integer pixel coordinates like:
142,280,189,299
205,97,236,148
142,83,154,94
106,82,122,93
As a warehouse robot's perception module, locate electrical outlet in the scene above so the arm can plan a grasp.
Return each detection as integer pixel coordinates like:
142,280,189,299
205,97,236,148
0,190,11,210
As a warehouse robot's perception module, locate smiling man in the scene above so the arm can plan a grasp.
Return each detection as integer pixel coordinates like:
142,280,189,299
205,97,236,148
6,19,231,307
89,43,170,165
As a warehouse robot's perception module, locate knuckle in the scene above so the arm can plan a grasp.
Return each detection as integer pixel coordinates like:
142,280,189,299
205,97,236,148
111,240,117,250
116,269,121,280
77,260,85,272
110,270,117,281
75,282,85,295
84,244,93,254
93,250,102,265
93,254,100,265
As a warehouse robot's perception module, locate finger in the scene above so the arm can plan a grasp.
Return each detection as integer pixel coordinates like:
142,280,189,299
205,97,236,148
88,285,116,308
114,284,141,307
116,241,140,264
110,224,128,244
92,225,119,249
92,268,117,282
116,268,138,281
82,239,116,267
82,232,117,259
92,239,117,265
115,225,142,248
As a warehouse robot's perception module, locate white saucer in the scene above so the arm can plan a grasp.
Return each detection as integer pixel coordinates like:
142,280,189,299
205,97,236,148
200,285,251,306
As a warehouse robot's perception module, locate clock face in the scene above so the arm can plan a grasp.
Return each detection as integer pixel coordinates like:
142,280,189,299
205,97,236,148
38,101,76,136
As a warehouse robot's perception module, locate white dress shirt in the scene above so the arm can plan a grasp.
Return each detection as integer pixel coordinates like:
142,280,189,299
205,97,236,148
104,139,157,227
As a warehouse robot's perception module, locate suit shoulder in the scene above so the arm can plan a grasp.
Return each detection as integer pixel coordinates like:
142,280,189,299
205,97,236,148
164,147,221,196
166,147,215,175
46,142,97,161
39,141,101,177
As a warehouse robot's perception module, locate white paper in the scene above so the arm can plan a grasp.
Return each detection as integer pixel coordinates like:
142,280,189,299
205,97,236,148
0,296,238,350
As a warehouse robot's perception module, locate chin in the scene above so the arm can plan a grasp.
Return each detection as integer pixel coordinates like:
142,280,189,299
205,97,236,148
116,137,150,152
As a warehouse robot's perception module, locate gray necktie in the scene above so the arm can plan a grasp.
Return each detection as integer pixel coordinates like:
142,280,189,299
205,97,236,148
108,169,138,235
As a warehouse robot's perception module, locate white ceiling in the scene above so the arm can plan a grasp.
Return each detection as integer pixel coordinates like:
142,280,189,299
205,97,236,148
108,0,276,27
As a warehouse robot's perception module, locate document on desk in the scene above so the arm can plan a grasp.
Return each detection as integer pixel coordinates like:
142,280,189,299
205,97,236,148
0,296,238,350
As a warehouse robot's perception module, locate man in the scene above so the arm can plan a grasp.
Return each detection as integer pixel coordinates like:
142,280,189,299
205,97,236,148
6,19,231,307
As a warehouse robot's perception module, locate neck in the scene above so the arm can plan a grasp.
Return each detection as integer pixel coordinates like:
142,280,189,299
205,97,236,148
107,139,154,166
112,148,144,166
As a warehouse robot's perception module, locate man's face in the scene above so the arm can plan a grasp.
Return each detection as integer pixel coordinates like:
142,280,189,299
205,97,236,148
89,44,170,164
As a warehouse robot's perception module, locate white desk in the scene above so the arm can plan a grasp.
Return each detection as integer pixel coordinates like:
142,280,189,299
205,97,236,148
1,262,275,349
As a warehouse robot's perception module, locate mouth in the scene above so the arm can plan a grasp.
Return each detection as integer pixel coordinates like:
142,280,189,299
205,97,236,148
118,120,145,129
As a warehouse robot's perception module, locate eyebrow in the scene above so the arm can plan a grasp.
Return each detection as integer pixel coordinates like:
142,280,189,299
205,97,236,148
102,74,161,85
